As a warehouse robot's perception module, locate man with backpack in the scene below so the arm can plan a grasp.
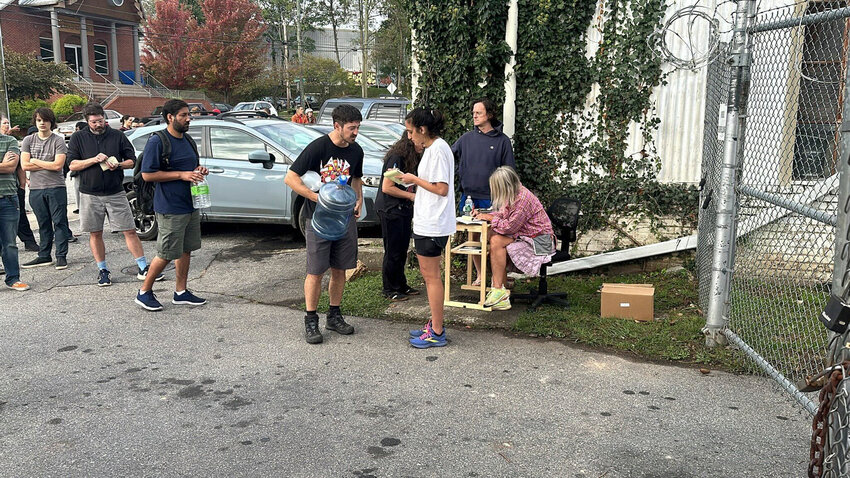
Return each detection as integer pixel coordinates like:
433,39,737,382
68,103,162,287
134,99,209,311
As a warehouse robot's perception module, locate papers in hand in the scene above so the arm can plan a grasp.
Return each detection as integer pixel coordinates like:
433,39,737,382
99,156,120,171
457,215,484,225
383,168,413,187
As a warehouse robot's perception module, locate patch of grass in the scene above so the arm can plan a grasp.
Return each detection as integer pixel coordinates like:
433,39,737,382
333,266,746,372
315,269,424,319
510,269,746,372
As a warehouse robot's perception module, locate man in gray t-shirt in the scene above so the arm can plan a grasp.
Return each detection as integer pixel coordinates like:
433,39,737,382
20,107,71,270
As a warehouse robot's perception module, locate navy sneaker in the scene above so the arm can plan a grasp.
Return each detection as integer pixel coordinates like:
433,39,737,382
137,265,165,281
172,290,207,306
97,268,112,287
135,290,163,311
409,326,447,349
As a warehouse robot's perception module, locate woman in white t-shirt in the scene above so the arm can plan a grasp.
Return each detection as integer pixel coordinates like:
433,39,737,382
399,107,456,348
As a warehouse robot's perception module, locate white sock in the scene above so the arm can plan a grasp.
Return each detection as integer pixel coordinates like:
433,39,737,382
175,290,186,295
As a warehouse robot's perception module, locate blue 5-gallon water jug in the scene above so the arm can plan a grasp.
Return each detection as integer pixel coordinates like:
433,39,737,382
311,176,357,240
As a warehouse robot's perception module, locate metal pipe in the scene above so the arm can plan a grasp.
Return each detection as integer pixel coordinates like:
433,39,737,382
750,6,850,34
502,0,518,139
723,329,817,415
704,0,755,347
738,185,837,226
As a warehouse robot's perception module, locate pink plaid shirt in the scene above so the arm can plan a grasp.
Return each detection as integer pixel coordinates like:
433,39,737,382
491,186,553,238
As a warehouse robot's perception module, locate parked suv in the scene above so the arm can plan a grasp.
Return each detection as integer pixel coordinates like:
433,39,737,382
317,97,410,125
122,112,383,240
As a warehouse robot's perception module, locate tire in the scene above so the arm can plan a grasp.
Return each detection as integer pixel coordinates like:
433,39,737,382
126,190,158,241
297,201,308,239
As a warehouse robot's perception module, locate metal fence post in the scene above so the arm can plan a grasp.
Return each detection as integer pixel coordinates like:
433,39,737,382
704,0,755,347
831,28,850,364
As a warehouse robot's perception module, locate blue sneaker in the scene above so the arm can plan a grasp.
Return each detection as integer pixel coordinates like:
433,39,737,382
135,290,163,311
410,320,432,337
409,326,447,349
172,290,207,306
97,268,112,287
137,265,165,281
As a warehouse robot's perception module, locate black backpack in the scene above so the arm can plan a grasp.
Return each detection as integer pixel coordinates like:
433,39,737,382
133,129,199,215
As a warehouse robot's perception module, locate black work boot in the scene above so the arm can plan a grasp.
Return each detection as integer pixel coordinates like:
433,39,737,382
305,314,323,344
326,309,354,335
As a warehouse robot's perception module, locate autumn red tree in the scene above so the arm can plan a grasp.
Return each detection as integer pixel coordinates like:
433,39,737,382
189,0,267,102
141,0,198,89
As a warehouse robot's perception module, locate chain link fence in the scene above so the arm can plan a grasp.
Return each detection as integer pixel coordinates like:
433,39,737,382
696,1,850,475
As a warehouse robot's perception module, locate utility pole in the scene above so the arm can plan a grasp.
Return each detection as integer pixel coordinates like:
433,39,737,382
281,12,292,108
296,0,305,108
359,0,367,98
0,20,9,119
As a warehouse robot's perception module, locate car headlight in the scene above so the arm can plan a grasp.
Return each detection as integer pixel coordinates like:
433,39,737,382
362,175,382,187
58,126,74,134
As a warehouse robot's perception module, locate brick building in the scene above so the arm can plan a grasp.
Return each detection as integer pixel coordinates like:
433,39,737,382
0,0,143,84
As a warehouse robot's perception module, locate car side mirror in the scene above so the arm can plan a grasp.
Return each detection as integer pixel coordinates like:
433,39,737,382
248,150,275,169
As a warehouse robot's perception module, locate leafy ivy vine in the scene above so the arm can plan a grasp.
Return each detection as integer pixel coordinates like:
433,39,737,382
410,0,699,236
409,0,513,142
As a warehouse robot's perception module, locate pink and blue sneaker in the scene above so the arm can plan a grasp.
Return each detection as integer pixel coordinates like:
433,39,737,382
409,325,447,348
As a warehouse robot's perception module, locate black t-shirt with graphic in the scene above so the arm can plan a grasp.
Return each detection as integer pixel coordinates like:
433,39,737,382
290,134,363,219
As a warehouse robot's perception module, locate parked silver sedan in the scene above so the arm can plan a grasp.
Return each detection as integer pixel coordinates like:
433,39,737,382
122,114,383,240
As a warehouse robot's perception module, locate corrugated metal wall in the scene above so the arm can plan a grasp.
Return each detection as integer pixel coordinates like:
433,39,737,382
585,0,736,184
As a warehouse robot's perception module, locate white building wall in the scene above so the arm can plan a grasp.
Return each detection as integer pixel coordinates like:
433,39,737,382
303,27,364,73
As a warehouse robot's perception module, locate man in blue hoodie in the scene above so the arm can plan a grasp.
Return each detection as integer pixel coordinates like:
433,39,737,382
452,98,516,285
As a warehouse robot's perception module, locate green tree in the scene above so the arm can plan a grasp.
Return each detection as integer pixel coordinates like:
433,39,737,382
293,55,355,91
373,0,411,94
4,50,72,101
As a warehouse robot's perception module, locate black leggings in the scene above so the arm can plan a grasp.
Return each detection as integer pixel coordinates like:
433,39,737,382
379,212,412,294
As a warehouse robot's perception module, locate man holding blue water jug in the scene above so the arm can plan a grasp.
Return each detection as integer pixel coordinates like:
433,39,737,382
134,99,209,311
285,105,364,344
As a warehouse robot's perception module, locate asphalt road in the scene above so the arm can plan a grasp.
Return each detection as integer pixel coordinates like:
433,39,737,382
0,221,811,477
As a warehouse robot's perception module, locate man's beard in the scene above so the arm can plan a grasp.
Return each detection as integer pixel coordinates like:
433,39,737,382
91,125,105,134
174,121,189,134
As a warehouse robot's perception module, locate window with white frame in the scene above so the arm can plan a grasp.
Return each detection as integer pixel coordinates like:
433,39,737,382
94,44,108,76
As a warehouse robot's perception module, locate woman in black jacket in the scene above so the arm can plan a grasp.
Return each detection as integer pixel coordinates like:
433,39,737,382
375,136,423,301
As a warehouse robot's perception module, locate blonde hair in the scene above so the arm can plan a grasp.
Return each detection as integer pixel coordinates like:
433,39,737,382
489,166,521,211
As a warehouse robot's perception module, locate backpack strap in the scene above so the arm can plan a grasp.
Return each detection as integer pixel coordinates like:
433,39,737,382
153,129,172,170
183,133,200,168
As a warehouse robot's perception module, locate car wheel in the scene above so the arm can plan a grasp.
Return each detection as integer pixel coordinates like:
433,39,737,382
297,201,309,239
127,190,158,241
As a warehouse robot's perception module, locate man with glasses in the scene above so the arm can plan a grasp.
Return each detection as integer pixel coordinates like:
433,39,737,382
67,103,162,286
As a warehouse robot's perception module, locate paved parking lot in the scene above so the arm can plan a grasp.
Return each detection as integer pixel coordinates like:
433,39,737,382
0,218,812,477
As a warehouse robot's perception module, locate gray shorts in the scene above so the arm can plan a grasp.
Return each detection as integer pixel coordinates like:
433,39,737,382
79,192,135,233
156,210,201,261
305,217,358,275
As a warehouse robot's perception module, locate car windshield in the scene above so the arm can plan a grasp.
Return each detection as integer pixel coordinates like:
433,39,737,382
359,124,402,146
385,123,406,135
64,112,84,122
233,103,254,111
309,126,386,153
256,123,323,156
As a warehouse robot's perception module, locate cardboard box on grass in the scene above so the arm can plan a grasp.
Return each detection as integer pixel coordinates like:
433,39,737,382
600,283,655,321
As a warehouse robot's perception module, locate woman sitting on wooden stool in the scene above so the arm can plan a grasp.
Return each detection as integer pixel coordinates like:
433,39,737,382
472,166,555,310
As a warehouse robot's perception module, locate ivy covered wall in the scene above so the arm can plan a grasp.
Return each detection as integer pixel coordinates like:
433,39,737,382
409,0,699,236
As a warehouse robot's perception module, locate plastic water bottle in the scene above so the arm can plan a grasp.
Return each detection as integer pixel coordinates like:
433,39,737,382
191,178,211,209
311,176,356,241
463,196,474,215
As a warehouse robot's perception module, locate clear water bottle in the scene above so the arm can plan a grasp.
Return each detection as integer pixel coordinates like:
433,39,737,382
312,176,356,241
191,178,211,209
463,196,474,215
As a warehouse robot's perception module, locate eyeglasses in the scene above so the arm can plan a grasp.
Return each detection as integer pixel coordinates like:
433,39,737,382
88,118,105,125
